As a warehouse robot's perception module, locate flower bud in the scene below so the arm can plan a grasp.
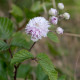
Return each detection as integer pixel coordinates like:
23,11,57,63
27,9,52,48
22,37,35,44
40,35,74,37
56,27,64,34
58,3,64,10
50,16,58,25
49,8,57,16
63,12,70,20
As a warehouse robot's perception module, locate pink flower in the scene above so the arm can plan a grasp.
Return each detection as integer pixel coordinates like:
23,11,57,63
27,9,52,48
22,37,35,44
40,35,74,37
25,17,50,42
50,16,58,25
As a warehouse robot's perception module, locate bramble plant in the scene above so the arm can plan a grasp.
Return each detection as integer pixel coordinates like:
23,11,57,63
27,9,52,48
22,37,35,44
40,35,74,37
0,1,71,80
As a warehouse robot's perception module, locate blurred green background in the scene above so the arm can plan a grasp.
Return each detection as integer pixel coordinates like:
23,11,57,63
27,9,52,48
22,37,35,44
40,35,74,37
0,0,80,80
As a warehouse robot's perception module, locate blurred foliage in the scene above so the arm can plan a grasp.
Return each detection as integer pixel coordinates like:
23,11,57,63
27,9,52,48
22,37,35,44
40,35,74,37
11,4,24,22
17,64,32,78
48,42,60,56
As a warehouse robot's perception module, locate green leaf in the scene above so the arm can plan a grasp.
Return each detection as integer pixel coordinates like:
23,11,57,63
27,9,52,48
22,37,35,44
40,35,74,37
36,64,49,80
31,1,42,12
48,32,59,43
11,4,23,17
13,0,32,9
58,75,66,80
7,65,14,80
37,53,58,80
11,4,24,22
0,59,8,80
0,40,9,52
24,8,38,19
0,17,14,39
17,64,32,78
31,1,52,12
48,43,60,56
0,51,11,63
11,49,34,64
11,32,31,49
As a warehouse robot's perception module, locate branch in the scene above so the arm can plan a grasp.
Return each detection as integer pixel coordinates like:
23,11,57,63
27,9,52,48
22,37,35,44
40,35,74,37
16,20,27,32
14,65,17,80
50,30,80,38
8,48,19,80
9,48,13,58
29,42,36,51
14,42,36,80
63,33,80,38
14,63,20,80
24,42,36,80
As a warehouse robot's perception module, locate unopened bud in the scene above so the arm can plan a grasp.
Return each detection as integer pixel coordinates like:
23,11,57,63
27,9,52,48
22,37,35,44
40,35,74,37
58,3,64,10
49,8,57,16
56,27,64,34
63,12,70,20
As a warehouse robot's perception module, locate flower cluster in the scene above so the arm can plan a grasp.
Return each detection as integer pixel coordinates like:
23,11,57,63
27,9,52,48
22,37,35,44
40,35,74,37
25,2,70,42
25,17,50,42
49,3,70,34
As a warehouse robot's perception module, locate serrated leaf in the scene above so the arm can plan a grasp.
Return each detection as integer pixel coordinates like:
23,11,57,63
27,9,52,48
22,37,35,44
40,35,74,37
48,32,59,43
11,32,32,49
0,17,14,39
0,40,9,52
11,49,34,64
37,53,58,80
